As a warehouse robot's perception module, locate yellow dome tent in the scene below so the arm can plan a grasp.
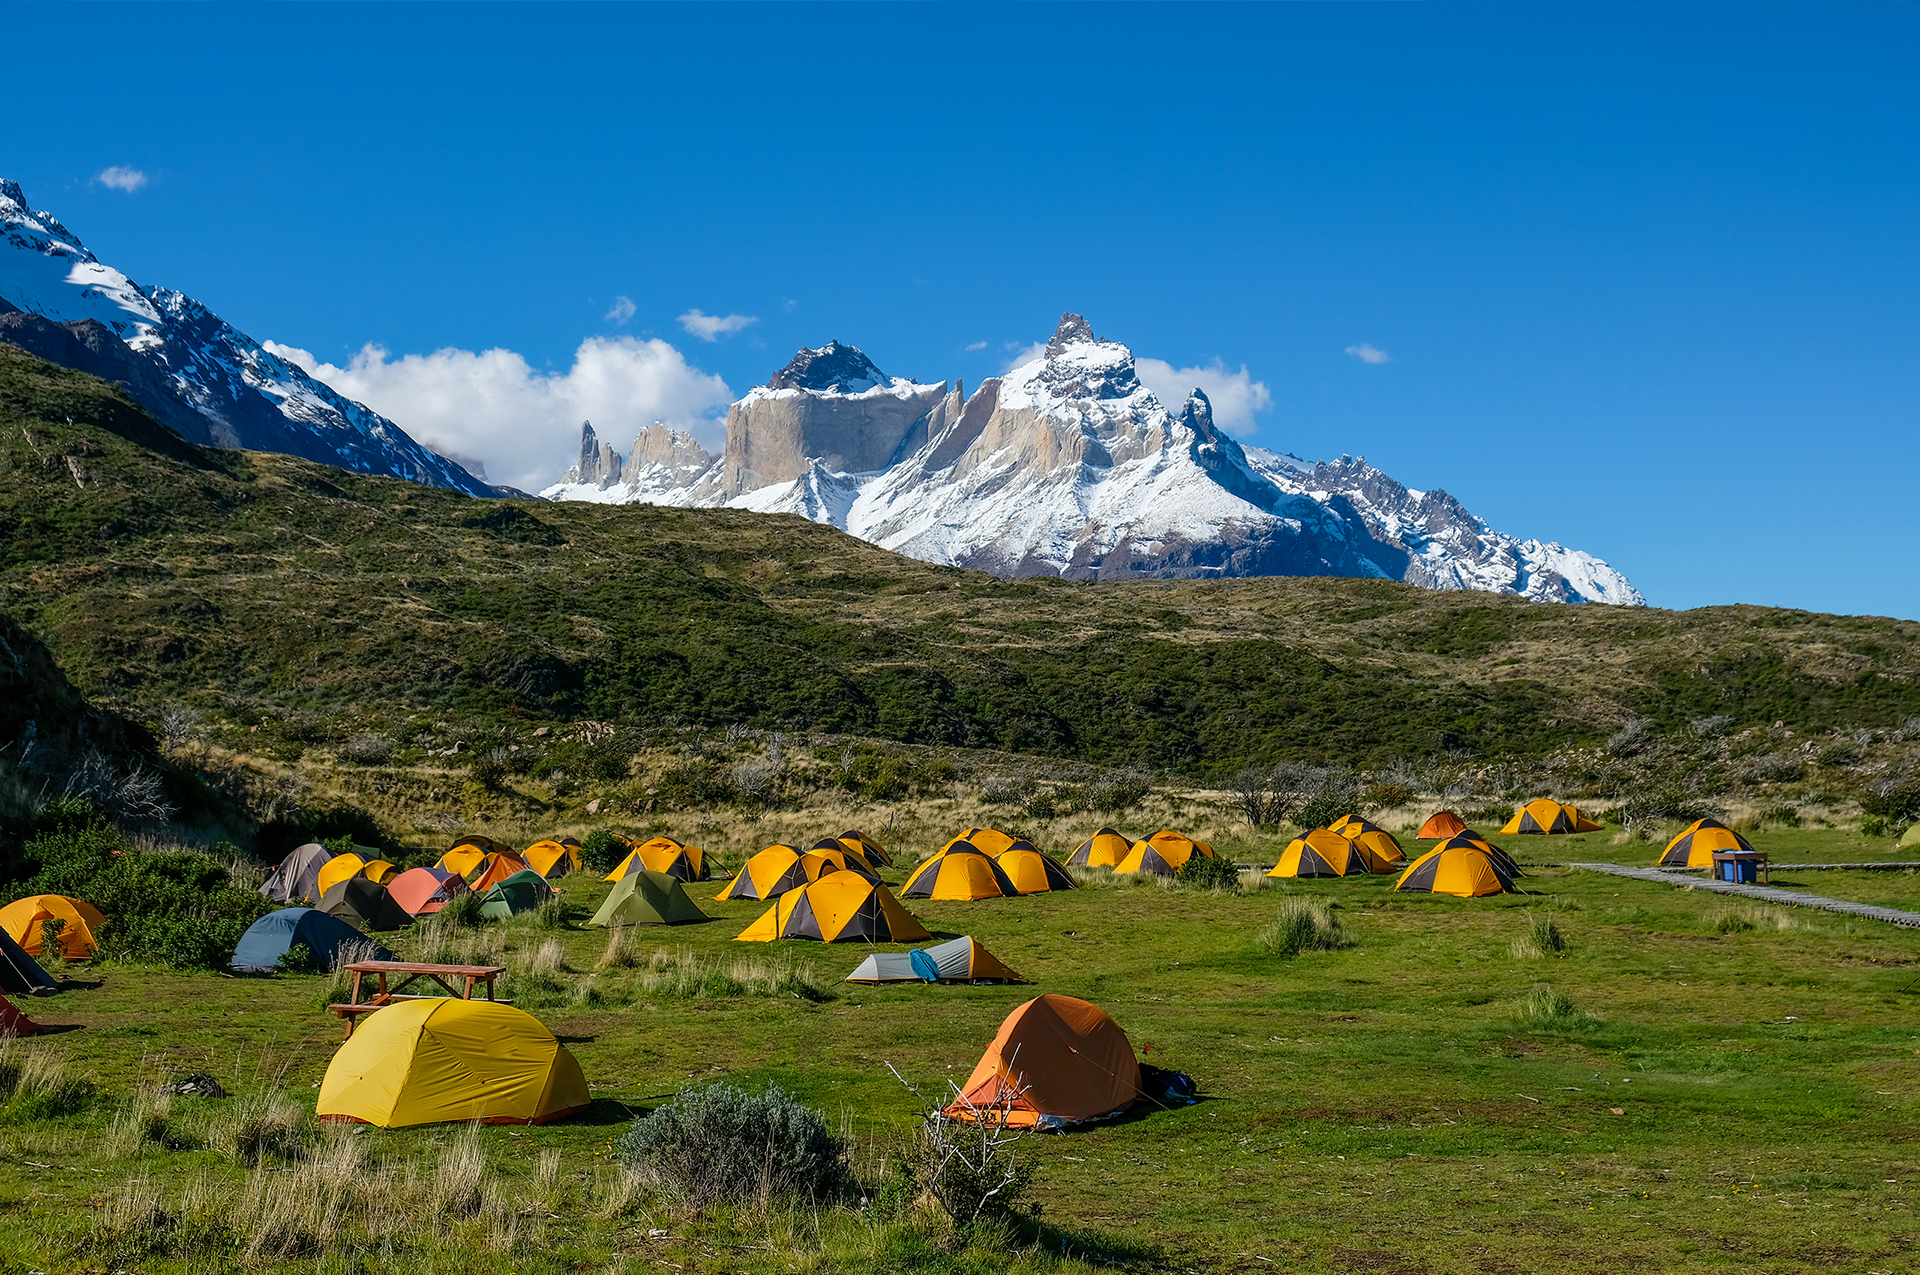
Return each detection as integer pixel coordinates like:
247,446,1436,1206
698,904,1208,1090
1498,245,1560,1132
735,876,931,943
943,827,1018,856
316,999,588,1128
605,836,707,883
1435,831,1522,876
1658,819,1755,868
1394,846,1516,897
902,843,1018,901
713,845,810,901
1327,814,1382,837
825,829,892,867
1066,827,1133,868
316,852,395,899
996,843,1075,895
1268,828,1392,878
435,843,491,879
800,845,881,883
1338,826,1406,866
0,895,104,959
1115,830,1214,877
1501,799,1602,835
524,838,583,878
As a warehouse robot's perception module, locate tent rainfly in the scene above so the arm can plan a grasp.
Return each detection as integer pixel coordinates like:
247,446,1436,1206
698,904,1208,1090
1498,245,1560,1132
1658,818,1756,868
317,852,394,901
944,994,1142,1129
385,867,467,916
606,836,708,883
318,877,415,932
735,876,931,943
0,931,56,997
316,999,588,1127
714,845,810,901
943,827,1018,856
260,843,333,904
1115,830,1215,877
818,830,892,867
1416,810,1468,840
844,935,1026,984
524,839,584,879
589,868,708,927
1066,827,1133,869
1501,799,1602,836
1393,846,1516,897
1268,828,1391,878
996,843,1075,895
799,846,881,883
231,908,393,973
0,895,105,959
478,869,553,919
901,842,1018,901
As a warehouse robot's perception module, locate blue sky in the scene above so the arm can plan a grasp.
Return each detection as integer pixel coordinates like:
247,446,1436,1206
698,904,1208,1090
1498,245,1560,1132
4,3,1917,618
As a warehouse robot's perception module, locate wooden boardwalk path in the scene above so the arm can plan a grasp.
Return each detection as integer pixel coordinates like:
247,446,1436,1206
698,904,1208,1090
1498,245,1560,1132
1567,861,1920,929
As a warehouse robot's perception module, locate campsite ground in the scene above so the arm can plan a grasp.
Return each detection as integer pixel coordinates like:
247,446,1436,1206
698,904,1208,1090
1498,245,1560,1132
6,820,1920,1274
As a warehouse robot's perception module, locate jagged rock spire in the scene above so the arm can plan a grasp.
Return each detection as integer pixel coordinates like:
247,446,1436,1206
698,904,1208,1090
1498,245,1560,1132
1045,313,1096,355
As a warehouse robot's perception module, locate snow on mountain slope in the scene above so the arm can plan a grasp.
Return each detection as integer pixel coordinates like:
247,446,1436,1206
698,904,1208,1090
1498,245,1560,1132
0,180,497,496
543,315,1643,605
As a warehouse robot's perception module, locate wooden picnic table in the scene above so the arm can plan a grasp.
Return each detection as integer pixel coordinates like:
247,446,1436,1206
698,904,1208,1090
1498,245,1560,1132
330,960,508,1036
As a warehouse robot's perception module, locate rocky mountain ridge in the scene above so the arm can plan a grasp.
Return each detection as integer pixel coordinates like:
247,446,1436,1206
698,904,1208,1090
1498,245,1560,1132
0,179,501,496
544,318,1643,604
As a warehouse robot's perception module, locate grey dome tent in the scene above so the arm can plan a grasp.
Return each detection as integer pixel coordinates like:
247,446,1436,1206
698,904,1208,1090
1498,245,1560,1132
260,843,333,904
231,908,393,973
0,931,56,996
844,936,1024,985
318,877,415,932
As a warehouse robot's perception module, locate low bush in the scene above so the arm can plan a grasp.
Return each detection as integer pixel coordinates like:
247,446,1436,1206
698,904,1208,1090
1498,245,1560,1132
1176,851,1242,892
1522,985,1595,1028
579,828,628,874
1510,912,1568,959
1255,898,1350,956
617,1080,848,1210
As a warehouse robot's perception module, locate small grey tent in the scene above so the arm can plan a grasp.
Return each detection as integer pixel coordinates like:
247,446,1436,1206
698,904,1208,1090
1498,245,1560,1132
843,935,1025,985
318,877,415,932
261,843,333,904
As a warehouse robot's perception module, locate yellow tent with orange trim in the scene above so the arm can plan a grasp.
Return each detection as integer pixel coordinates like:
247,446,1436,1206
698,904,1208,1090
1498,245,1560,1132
315,999,588,1128
0,895,104,959
734,876,930,943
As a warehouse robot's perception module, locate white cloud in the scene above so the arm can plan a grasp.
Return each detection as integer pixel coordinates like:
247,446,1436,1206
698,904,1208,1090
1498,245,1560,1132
964,340,987,352
604,295,635,325
1134,357,1273,435
1001,341,1047,372
1345,343,1391,365
266,336,734,491
678,309,757,341
96,166,147,193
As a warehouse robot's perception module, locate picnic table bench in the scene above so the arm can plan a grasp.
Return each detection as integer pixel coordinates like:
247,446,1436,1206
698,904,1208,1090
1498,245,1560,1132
329,960,508,1036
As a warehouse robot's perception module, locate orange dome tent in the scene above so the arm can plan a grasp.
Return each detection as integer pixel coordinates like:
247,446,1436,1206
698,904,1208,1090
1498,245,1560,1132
1115,830,1215,877
1501,799,1602,835
996,843,1075,895
1659,819,1755,869
902,842,1017,901
944,994,1142,1129
734,876,931,943
464,851,532,893
1066,827,1132,868
1416,810,1468,840
0,895,105,959
1268,829,1392,878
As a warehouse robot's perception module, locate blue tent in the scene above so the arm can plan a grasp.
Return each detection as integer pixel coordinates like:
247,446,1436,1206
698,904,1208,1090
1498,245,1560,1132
231,908,393,974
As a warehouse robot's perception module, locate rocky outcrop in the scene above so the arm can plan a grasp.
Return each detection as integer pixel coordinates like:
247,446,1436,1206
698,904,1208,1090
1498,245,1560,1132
563,421,624,487
0,311,219,446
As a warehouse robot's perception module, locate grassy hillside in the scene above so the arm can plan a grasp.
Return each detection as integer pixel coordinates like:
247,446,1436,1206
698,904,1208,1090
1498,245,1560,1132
5,341,1920,789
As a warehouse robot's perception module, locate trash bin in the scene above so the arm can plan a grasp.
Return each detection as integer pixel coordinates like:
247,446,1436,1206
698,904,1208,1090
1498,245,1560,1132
1714,851,1762,884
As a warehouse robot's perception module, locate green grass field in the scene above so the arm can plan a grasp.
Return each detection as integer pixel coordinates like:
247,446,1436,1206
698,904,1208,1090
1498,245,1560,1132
5,823,1918,1274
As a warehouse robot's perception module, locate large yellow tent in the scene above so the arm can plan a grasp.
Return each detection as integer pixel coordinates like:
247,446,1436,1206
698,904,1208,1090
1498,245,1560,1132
524,839,583,878
1268,828,1392,878
1658,819,1756,868
435,844,491,879
1501,799,1602,835
1327,814,1383,837
1115,830,1214,877
735,876,931,943
1393,846,1516,897
1436,831,1522,877
902,843,1017,901
996,843,1075,895
0,895,104,959
605,836,707,883
1066,827,1132,868
316,1000,588,1127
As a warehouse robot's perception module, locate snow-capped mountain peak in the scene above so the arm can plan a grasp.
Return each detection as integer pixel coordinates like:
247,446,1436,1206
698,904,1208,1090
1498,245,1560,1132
541,314,1643,605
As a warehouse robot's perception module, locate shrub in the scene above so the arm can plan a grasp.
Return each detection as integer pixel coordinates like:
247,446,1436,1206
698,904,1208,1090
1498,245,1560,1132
1176,851,1242,892
439,891,486,930
580,829,628,875
1510,912,1567,959
1359,781,1412,810
617,1081,848,1210
0,1044,95,1123
1255,898,1350,956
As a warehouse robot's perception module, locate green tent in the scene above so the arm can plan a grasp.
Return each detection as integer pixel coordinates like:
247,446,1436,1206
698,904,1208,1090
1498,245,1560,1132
1900,823,1920,849
478,869,553,919
587,867,707,927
